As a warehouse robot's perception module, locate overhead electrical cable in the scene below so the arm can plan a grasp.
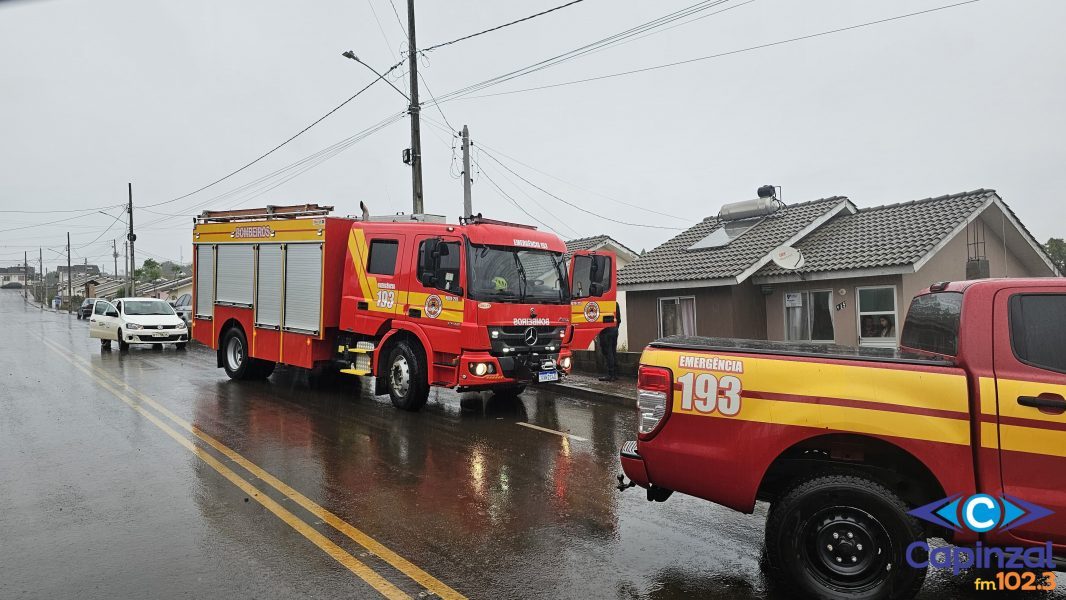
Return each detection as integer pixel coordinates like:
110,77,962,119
421,0,589,53
476,164,563,237
451,0,985,100
430,0,737,104
477,148,683,230
139,62,404,209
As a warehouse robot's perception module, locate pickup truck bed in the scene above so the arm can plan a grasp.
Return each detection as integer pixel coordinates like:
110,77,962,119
649,335,954,367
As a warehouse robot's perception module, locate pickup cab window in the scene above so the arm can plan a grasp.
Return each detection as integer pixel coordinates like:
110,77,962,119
900,292,963,356
1009,293,1066,373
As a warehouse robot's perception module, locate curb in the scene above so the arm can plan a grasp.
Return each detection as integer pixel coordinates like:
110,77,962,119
543,380,634,407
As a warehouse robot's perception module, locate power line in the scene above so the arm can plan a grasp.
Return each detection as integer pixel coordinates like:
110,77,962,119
139,63,403,209
455,0,985,100
478,148,684,230
473,141,690,222
421,0,589,53
476,164,563,236
430,0,737,104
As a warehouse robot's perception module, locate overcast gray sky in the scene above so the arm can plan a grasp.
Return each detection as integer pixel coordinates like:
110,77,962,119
2,0,1064,274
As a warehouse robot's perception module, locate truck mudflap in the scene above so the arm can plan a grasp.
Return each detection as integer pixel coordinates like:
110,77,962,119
619,441,673,501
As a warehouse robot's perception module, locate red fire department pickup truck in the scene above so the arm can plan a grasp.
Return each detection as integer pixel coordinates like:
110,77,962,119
620,278,1065,599
191,204,616,410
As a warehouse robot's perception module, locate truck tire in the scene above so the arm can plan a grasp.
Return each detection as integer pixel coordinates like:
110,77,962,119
764,473,926,600
386,339,429,411
221,328,255,380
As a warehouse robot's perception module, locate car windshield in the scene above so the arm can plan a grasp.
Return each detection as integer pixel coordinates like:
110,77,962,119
469,245,568,304
123,300,176,316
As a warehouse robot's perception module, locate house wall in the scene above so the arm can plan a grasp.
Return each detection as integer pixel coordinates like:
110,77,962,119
624,284,766,350
900,224,1030,303
764,275,903,346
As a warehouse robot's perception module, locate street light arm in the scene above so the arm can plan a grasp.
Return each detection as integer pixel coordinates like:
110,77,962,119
341,51,410,102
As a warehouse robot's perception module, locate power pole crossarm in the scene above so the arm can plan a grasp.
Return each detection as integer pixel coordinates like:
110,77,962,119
407,0,424,215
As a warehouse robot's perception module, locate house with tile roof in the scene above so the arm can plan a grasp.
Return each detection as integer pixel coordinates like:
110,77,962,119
619,189,1058,350
566,235,640,350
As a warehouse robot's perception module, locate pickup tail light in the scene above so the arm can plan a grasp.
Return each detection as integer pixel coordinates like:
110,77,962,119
637,365,673,437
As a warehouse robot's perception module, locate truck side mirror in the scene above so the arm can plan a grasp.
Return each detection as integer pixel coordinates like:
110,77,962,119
419,238,441,285
589,282,604,297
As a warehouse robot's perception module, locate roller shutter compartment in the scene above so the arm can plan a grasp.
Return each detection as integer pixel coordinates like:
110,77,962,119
256,244,283,327
216,245,254,306
284,243,323,334
194,244,215,318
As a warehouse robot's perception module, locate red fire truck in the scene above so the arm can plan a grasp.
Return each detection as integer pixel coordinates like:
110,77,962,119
191,204,616,410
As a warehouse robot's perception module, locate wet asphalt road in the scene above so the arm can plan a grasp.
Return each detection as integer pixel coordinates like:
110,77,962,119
1,289,1061,599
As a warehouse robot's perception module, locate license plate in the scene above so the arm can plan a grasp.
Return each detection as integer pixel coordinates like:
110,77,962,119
154,332,168,338
538,370,559,383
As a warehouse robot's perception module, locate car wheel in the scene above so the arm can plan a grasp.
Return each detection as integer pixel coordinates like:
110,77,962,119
764,473,926,600
221,328,255,380
175,343,187,351
117,330,130,352
386,340,429,411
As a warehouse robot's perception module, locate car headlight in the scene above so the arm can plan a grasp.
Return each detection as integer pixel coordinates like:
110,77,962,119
125,323,142,330
175,321,187,329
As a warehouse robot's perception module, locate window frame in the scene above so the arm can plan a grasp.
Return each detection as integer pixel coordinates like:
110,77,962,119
657,295,697,338
783,289,836,343
366,238,400,276
1008,293,1066,375
856,285,899,346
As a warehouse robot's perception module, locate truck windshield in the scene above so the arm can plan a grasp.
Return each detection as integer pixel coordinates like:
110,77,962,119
123,300,177,316
468,245,568,304
900,292,962,356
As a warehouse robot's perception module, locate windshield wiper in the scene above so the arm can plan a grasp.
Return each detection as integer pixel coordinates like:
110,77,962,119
512,253,528,302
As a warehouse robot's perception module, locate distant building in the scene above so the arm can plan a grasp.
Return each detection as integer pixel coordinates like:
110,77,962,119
0,266,34,288
57,264,101,283
566,235,640,350
619,189,1058,350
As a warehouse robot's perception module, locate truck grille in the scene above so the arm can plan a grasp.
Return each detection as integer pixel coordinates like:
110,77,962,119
489,326,566,355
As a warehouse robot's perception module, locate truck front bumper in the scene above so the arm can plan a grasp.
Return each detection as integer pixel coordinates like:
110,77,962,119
456,350,572,388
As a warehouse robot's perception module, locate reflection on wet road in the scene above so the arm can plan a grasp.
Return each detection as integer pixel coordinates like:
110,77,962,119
1,291,1057,599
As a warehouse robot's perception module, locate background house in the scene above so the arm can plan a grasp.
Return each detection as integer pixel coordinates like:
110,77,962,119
0,266,34,288
57,264,101,283
566,235,640,350
619,189,1058,349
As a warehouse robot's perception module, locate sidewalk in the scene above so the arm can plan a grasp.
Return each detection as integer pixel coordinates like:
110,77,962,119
546,371,635,406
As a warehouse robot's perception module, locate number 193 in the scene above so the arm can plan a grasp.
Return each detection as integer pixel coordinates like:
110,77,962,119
677,372,742,416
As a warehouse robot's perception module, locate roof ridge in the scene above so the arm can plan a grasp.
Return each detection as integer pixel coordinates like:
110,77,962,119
699,195,849,223
856,188,996,213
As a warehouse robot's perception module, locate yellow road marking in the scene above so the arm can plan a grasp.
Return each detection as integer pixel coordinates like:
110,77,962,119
517,422,589,442
48,339,467,600
41,341,408,599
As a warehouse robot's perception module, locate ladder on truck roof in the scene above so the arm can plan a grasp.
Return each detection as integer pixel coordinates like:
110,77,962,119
195,204,334,224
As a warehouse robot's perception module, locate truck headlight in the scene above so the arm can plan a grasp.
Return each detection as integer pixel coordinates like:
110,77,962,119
637,366,673,435
474,362,488,376
125,323,142,330
560,356,572,369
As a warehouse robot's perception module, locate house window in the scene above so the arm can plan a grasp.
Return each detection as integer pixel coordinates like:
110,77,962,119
784,290,834,342
858,286,898,347
658,296,696,338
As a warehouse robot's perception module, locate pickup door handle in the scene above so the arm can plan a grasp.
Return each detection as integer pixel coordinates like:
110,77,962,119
1017,395,1066,412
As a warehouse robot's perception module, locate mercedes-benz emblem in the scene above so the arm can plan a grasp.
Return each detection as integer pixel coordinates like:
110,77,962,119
524,327,539,346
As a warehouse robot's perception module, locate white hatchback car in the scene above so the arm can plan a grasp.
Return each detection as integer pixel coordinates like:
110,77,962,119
89,297,189,351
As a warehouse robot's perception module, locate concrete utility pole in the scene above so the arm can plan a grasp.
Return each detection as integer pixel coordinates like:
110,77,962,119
66,232,72,313
38,248,42,310
112,239,118,278
127,183,136,297
23,251,28,300
462,125,473,219
407,0,424,214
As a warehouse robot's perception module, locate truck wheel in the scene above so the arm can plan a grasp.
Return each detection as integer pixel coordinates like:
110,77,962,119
117,330,130,352
221,328,255,380
386,340,429,411
764,473,926,600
